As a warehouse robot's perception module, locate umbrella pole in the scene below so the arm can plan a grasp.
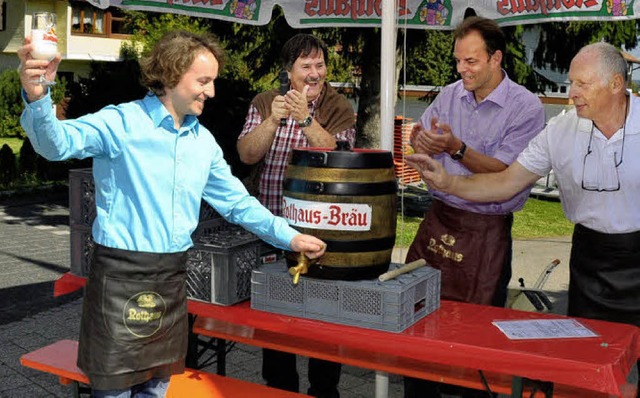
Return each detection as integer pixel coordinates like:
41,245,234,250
380,0,397,152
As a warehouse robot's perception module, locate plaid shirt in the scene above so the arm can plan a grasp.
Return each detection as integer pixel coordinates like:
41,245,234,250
239,99,356,216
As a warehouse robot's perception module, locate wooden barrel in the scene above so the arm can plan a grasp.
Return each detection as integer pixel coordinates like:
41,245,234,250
282,146,397,280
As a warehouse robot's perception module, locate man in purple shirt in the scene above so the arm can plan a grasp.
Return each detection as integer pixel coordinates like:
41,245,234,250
404,16,544,398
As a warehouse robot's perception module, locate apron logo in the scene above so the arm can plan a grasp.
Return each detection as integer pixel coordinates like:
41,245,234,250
123,291,166,338
440,234,456,246
137,294,157,308
427,236,464,262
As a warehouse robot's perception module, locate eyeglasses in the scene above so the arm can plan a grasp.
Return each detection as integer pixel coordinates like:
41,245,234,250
581,109,626,192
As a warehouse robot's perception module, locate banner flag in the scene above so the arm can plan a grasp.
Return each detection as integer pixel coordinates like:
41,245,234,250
87,0,639,29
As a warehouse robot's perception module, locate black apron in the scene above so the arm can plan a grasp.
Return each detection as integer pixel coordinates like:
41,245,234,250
568,224,640,327
77,244,188,390
406,200,513,306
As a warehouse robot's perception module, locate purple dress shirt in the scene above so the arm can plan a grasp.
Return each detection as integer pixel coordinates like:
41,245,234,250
419,72,545,214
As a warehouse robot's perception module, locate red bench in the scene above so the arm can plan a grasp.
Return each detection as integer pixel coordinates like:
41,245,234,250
20,339,309,397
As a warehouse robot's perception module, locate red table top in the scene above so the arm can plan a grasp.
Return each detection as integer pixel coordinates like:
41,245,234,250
54,273,639,396
189,300,640,397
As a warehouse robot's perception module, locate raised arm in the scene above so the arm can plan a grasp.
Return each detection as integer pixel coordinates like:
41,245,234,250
405,153,541,202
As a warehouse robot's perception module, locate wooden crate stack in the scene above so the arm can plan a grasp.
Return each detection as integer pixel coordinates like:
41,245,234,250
393,116,421,184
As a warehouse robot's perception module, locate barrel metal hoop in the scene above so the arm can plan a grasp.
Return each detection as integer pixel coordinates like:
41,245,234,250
290,150,394,169
284,179,397,195
323,237,396,252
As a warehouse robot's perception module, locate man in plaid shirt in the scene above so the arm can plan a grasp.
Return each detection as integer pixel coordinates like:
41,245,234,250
237,34,356,398
238,34,356,216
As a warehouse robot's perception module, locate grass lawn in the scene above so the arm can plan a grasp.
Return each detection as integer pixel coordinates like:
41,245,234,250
395,197,573,247
511,197,573,238
0,137,24,155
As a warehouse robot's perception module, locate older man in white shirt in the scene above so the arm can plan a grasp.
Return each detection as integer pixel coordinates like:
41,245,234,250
406,41,639,393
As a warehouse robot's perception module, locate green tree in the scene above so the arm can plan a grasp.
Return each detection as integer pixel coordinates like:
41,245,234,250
404,30,455,87
502,25,555,94
216,8,297,91
120,7,353,92
532,20,639,73
0,68,66,138
122,12,210,59
0,70,24,138
208,7,354,92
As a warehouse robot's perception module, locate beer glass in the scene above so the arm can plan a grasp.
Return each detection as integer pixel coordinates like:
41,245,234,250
30,12,58,86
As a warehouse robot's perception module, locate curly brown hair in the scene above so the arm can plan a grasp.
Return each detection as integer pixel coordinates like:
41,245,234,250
139,30,225,96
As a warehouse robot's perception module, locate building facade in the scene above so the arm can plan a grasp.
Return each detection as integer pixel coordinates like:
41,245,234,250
0,0,130,82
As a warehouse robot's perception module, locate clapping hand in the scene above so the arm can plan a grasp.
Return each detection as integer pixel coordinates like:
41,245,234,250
284,85,311,123
410,117,460,156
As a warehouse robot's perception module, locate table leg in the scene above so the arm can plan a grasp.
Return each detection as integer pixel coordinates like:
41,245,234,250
512,376,554,397
375,370,389,398
71,381,90,398
72,381,79,398
186,314,199,368
216,338,227,376
511,376,523,397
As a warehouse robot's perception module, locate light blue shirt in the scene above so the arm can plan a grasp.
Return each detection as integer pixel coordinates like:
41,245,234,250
421,72,545,214
21,92,298,253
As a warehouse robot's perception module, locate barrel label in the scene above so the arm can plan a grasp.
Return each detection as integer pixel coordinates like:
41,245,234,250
282,197,372,231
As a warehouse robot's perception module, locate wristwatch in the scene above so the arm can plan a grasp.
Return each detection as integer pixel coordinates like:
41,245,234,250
298,116,313,127
450,141,467,161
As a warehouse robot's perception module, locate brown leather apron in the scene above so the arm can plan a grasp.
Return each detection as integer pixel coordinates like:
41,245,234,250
406,200,512,306
77,244,188,390
569,224,640,327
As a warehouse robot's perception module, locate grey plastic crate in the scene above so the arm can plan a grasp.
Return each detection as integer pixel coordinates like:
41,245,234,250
251,261,441,332
69,169,95,228
70,225,95,277
186,218,266,306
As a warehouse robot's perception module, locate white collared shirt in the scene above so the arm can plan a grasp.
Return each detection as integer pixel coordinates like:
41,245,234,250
518,95,640,234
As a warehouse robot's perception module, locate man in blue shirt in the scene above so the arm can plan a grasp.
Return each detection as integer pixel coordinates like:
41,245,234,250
17,30,326,398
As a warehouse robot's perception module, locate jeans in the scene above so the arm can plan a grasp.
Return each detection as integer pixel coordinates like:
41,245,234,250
92,378,170,398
